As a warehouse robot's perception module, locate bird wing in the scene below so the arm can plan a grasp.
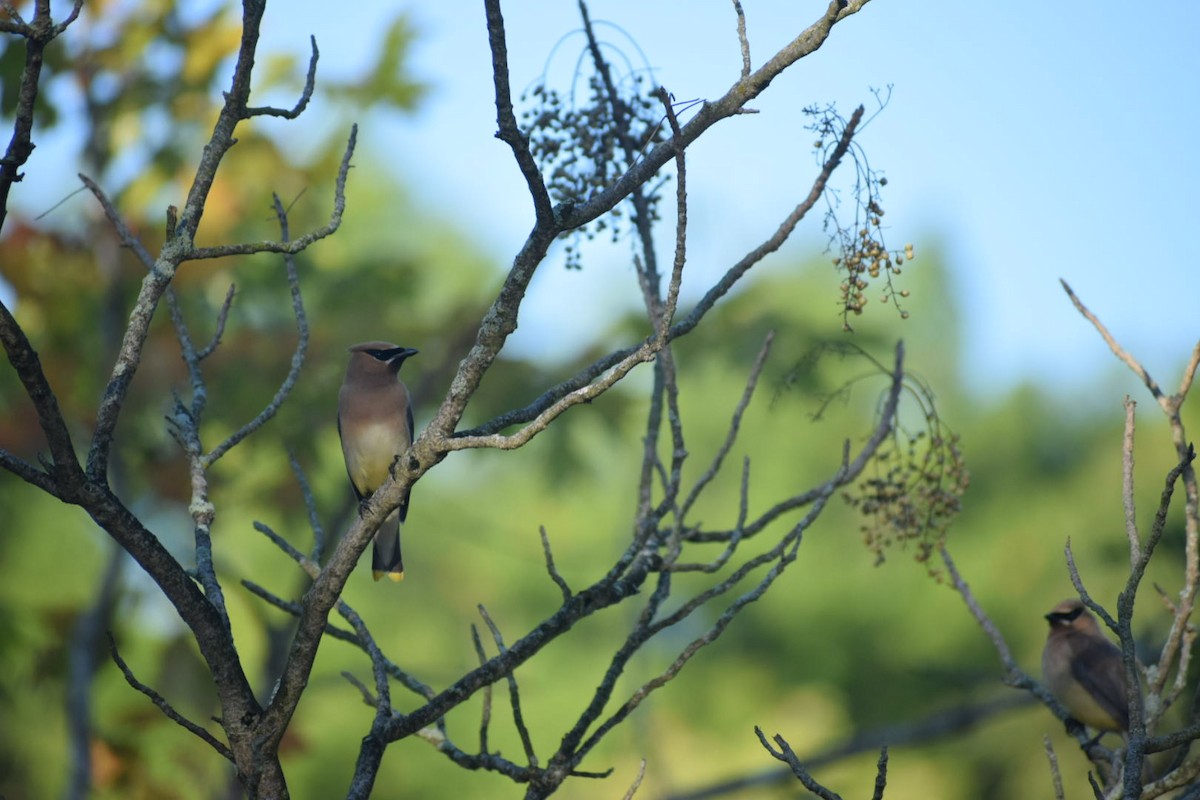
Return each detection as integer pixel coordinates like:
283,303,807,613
398,396,415,523
336,412,366,502
1070,638,1131,730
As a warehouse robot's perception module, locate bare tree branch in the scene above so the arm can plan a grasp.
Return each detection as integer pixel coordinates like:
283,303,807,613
621,759,647,800
1123,396,1141,565
755,727,843,800
0,446,58,493
478,605,538,767
1062,282,1199,691
201,194,311,467
245,36,319,118
679,331,775,522
1044,735,1066,800
0,0,83,232
471,625,494,755
483,0,553,226
456,104,863,444
539,526,572,601
197,283,237,360
185,125,357,261
423,1,872,446
731,0,751,78
107,633,234,762
940,545,1113,761
871,746,889,800
666,694,1031,800
1061,280,1165,404
2,1,917,796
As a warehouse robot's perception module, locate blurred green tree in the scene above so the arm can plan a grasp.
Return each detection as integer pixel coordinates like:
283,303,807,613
2,2,1197,800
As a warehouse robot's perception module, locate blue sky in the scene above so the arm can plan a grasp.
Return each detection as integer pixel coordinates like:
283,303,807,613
266,0,1199,397
11,1,1200,399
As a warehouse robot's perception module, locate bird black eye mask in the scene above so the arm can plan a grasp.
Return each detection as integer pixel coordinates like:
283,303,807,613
1046,607,1085,625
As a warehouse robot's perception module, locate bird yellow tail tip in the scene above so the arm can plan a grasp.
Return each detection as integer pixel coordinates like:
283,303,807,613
373,570,405,582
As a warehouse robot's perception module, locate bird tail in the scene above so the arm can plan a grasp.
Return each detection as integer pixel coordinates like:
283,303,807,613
371,510,404,582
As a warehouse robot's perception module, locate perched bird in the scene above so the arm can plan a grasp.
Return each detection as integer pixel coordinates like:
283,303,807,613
1042,598,1130,733
337,342,419,582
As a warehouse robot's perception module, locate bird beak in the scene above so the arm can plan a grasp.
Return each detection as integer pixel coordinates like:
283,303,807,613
383,346,419,360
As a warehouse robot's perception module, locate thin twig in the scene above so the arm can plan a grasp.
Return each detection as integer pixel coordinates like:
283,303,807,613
870,746,889,800
78,174,155,269
245,36,319,118
0,448,58,493
471,625,493,755
196,283,236,361
664,694,1032,800
107,633,233,762
1063,540,1119,633
653,85,688,339
443,342,659,450
342,670,377,706
289,449,328,564
1061,280,1163,403
622,759,648,800
539,526,572,601
248,521,442,705
679,331,775,521
673,457,751,573
731,0,751,78
755,728,842,800
478,605,538,767
1123,396,1140,566
338,601,391,720
185,125,357,262
1044,735,1066,800
1178,342,1200,404
201,194,310,467
483,0,553,225
243,579,361,646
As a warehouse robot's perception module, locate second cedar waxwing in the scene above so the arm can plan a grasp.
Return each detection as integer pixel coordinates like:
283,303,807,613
337,342,419,582
1042,599,1130,733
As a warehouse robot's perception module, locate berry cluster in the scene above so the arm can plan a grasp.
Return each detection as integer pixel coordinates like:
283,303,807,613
521,74,664,269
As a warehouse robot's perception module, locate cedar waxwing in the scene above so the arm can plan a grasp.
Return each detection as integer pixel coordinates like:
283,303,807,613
1042,599,1130,733
337,342,419,582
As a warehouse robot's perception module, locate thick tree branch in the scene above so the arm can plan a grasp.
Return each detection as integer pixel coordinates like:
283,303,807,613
0,300,81,485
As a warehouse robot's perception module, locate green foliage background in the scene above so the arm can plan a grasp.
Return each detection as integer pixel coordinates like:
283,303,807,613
0,3,1196,799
